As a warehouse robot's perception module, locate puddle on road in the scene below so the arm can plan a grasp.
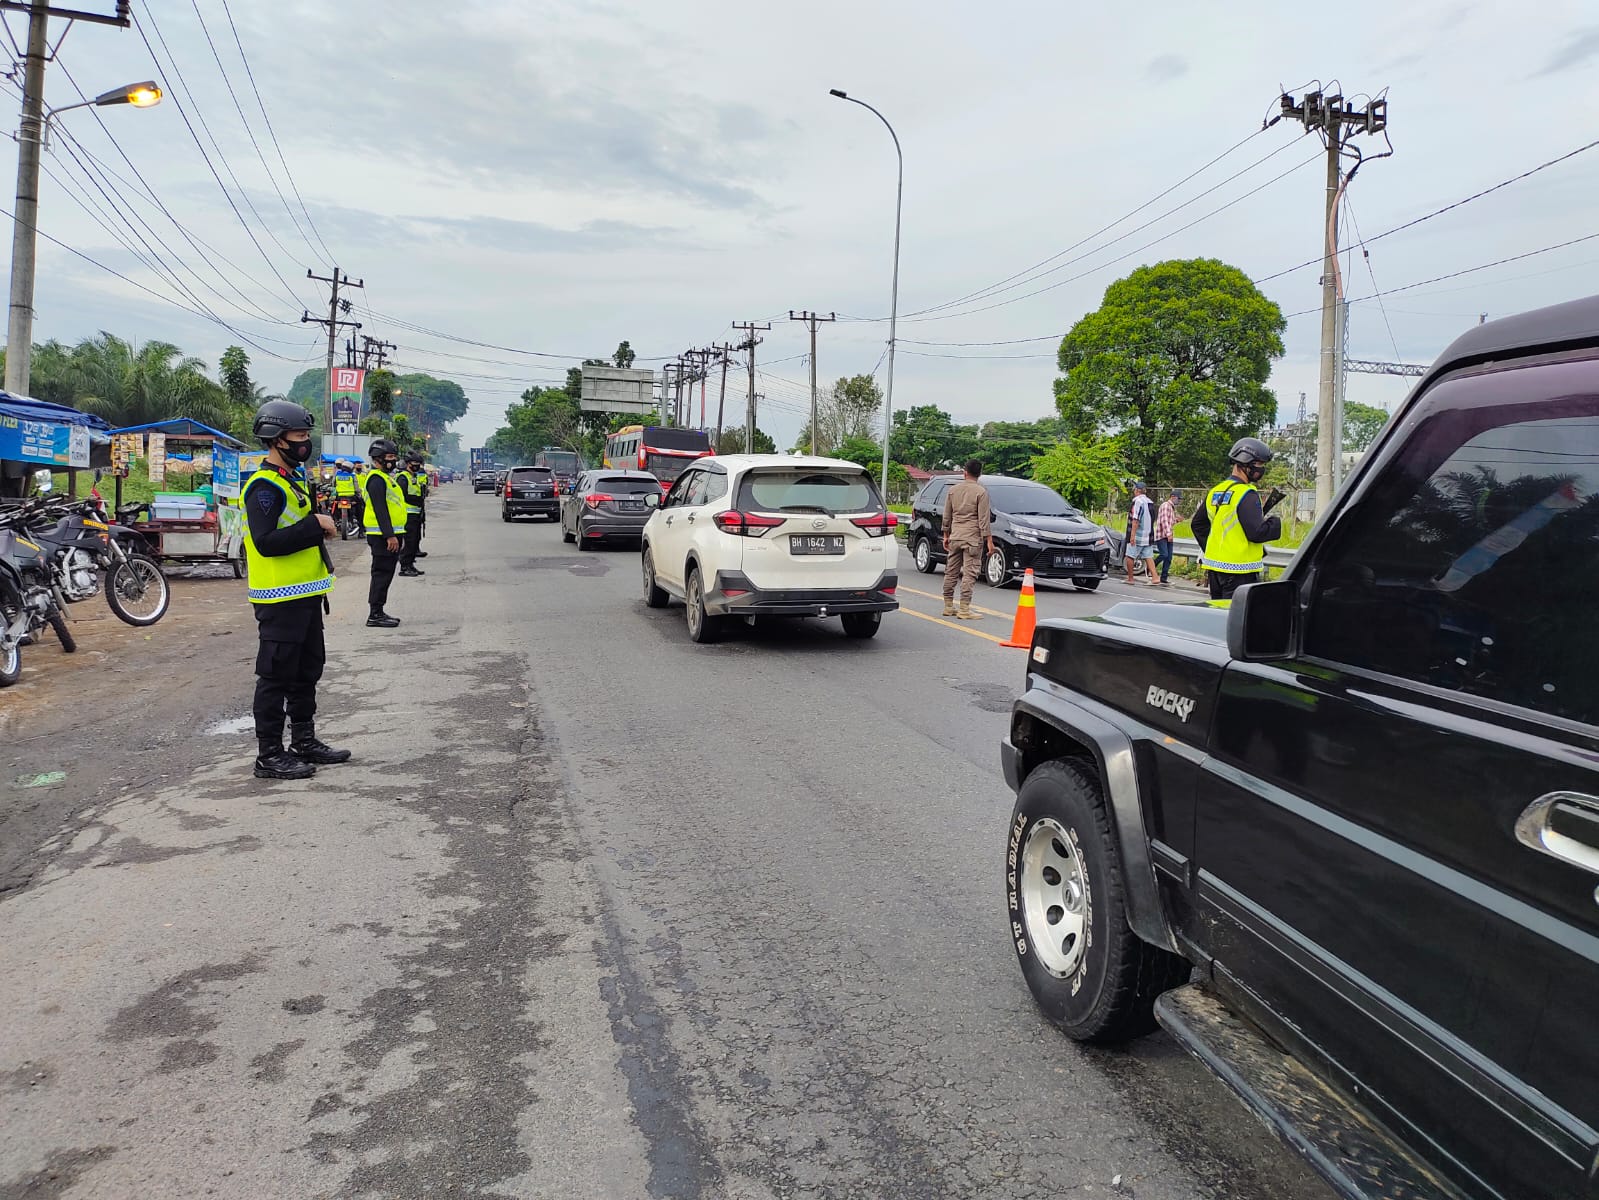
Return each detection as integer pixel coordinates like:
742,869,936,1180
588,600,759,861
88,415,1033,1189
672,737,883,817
202,715,254,736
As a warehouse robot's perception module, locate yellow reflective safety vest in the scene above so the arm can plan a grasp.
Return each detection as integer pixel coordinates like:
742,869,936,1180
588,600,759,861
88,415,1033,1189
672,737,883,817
334,472,356,497
396,469,422,515
1202,479,1266,574
242,468,334,604
363,467,408,535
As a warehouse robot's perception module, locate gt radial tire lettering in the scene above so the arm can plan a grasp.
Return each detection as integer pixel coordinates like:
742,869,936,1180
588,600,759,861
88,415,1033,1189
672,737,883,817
1008,813,1027,955
1068,825,1093,997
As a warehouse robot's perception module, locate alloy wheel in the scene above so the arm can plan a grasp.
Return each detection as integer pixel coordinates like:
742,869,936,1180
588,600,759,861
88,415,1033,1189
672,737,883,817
1019,817,1089,978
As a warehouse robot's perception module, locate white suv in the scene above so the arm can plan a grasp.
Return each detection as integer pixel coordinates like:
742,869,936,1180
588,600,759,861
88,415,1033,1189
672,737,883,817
639,455,899,642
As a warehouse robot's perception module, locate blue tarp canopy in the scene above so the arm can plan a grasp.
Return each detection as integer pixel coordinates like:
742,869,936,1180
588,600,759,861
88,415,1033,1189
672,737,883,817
320,453,364,464
110,417,244,447
0,391,111,429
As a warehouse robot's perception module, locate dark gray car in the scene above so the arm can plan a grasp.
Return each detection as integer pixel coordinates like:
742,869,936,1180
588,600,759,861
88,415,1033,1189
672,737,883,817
560,469,661,548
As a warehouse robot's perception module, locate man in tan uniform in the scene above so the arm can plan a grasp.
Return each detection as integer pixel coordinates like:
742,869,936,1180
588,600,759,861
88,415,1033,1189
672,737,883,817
941,459,994,619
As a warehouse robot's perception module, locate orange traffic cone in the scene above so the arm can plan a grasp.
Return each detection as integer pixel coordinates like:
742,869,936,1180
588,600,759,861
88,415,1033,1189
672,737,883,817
1001,568,1038,648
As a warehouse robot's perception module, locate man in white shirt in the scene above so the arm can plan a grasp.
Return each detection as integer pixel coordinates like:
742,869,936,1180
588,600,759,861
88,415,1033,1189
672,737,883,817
1123,481,1155,585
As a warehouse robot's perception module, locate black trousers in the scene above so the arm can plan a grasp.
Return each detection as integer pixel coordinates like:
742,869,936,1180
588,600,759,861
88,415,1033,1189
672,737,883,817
1207,570,1261,602
368,534,399,612
253,597,325,744
400,513,422,567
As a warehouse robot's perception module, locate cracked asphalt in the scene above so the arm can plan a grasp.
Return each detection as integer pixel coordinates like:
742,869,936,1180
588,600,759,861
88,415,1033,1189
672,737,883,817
0,490,1334,1199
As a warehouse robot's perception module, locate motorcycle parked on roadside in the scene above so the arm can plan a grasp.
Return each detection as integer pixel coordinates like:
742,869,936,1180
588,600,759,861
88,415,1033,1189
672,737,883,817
26,494,171,627
0,497,76,688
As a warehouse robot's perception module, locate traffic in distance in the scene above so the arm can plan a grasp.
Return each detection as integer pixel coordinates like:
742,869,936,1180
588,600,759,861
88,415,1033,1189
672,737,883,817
454,296,1599,1200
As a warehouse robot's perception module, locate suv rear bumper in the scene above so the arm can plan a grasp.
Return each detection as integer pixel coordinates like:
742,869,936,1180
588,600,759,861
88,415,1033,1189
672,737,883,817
504,498,558,517
705,570,899,617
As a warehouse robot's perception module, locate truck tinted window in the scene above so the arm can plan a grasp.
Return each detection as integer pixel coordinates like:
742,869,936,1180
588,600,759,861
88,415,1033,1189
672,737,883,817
1304,383,1597,726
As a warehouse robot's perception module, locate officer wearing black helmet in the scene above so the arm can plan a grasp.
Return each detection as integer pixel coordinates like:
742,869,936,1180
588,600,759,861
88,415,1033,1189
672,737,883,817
1191,436,1283,605
242,399,351,780
362,437,407,628
397,452,428,577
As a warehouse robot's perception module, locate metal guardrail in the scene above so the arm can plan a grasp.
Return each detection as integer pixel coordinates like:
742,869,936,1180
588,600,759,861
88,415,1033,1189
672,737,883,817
1171,536,1296,569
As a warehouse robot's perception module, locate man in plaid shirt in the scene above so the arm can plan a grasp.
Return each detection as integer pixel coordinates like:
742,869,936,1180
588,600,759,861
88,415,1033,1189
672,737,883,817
1154,489,1179,585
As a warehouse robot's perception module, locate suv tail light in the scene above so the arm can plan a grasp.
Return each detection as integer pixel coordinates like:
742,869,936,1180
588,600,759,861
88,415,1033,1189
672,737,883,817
713,510,784,538
504,480,513,498
585,493,613,508
850,512,898,538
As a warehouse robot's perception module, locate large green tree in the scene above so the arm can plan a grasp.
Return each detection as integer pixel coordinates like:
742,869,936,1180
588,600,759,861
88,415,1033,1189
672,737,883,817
714,425,776,455
1054,258,1284,486
67,334,230,428
979,416,1068,476
889,404,980,471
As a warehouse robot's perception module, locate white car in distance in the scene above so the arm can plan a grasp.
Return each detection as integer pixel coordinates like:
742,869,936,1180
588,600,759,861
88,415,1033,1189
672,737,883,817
639,454,900,643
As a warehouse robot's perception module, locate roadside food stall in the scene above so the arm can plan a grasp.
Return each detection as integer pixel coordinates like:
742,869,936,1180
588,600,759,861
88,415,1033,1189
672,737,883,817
0,392,111,498
110,418,256,578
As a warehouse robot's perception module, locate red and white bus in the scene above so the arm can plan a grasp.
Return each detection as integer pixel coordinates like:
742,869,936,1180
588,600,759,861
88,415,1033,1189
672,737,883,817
602,425,712,488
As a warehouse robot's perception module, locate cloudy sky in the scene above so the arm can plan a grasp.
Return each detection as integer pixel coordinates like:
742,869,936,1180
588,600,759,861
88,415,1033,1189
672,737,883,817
14,0,1599,451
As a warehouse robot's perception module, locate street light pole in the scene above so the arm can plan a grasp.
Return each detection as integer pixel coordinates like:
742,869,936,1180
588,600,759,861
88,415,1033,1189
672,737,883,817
829,89,900,502
5,3,49,398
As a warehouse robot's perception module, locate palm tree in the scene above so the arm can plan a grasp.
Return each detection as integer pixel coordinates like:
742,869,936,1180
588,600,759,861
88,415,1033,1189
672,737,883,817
70,333,230,429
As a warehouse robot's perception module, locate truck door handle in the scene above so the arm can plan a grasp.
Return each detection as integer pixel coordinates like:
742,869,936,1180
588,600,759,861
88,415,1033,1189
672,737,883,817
1516,792,1599,876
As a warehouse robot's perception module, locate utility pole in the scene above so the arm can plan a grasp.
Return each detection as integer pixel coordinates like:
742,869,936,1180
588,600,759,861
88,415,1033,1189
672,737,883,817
681,348,712,430
3,0,134,398
359,335,395,371
788,310,836,454
731,322,769,453
302,265,362,430
1271,88,1388,519
711,342,733,452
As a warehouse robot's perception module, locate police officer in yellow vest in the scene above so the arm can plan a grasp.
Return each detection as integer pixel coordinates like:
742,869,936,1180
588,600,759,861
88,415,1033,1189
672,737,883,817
243,400,351,780
396,454,426,577
362,437,408,628
1191,437,1282,606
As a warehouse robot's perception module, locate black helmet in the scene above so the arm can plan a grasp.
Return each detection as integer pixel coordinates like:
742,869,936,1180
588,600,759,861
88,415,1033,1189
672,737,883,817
253,399,315,444
406,453,424,466
369,438,399,460
1228,437,1273,466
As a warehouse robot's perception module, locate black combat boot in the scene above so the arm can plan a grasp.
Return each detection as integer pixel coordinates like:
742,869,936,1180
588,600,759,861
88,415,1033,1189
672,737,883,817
289,722,351,765
255,739,316,780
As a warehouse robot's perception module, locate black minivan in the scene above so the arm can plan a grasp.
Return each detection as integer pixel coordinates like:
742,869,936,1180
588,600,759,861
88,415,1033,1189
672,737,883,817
906,474,1111,590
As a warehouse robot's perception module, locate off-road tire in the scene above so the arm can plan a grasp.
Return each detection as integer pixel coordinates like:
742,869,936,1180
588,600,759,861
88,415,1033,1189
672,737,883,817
1006,758,1189,1043
48,611,76,653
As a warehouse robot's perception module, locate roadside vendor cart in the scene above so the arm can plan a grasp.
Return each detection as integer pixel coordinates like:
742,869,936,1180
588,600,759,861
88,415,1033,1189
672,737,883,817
109,419,258,578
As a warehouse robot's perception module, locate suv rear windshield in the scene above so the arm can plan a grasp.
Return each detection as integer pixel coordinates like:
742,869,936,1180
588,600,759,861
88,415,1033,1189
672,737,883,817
596,476,659,494
509,467,553,481
739,468,881,514
987,483,1076,516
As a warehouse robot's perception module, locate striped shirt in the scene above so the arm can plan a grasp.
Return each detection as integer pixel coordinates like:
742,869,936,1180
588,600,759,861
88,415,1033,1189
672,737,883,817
1154,499,1177,542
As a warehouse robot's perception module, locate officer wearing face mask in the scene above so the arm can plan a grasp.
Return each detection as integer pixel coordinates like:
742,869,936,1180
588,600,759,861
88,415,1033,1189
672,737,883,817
1191,437,1283,606
242,400,350,780
362,437,407,628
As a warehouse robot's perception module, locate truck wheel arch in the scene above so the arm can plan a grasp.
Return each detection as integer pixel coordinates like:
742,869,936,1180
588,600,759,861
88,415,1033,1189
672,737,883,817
1008,693,1177,955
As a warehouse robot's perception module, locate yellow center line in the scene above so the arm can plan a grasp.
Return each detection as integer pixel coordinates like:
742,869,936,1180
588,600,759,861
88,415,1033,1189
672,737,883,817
897,603,1011,644
896,583,1013,619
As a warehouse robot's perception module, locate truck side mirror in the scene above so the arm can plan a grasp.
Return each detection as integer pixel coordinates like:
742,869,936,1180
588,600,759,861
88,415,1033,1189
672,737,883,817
1226,578,1300,661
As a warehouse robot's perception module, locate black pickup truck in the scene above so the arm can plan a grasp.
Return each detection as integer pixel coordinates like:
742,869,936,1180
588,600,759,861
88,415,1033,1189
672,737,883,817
1001,296,1598,1200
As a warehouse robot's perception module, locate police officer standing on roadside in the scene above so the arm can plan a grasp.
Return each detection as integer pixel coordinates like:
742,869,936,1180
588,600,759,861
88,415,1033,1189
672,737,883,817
362,438,407,628
1191,437,1282,606
397,452,427,576
242,400,351,780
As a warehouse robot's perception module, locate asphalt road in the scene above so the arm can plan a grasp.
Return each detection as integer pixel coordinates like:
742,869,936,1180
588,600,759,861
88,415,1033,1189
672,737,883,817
0,490,1333,1200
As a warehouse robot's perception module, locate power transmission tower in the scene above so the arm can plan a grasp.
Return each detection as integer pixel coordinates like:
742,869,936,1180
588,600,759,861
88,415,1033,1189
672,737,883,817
710,342,734,451
731,322,770,453
303,266,363,428
1271,88,1388,518
2,0,134,398
788,310,836,454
